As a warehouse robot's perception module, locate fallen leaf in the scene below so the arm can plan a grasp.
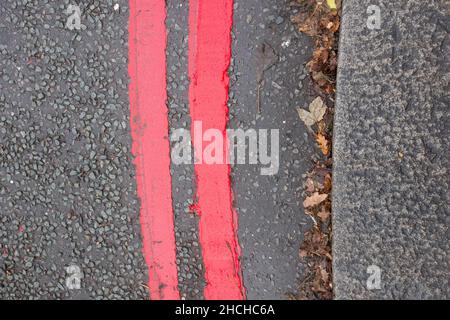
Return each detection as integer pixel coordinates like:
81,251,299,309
317,208,330,222
292,9,320,37
306,178,315,192
314,48,329,65
297,108,315,127
323,173,332,193
316,133,329,155
326,0,337,10
317,121,326,135
256,42,278,83
311,71,330,85
299,249,309,258
303,192,328,208
314,166,332,178
328,19,340,33
297,97,327,127
309,97,327,119
320,265,330,284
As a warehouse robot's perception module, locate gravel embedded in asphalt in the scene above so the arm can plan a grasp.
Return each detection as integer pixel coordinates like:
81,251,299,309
229,0,316,299
0,0,320,300
166,0,206,300
0,0,148,299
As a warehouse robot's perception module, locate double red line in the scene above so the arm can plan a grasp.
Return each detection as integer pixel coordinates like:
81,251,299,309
128,0,244,300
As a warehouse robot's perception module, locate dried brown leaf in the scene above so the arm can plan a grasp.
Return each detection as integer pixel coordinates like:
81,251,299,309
317,208,330,222
323,173,332,193
320,265,330,283
316,133,330,155
297,97,327,127
299,249,309,258
306,178,315,192
303,192,328,208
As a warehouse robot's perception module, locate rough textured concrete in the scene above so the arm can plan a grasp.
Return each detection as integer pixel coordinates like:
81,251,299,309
333,0,450,299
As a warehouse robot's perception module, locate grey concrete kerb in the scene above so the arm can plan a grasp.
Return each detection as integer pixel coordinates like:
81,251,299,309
333,0,449,299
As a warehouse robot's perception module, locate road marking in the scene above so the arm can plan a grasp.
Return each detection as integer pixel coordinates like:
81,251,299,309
188,0,245,299
128,0,180,300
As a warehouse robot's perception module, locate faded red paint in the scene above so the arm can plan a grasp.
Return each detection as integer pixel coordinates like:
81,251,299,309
188,0,245,299
128,0,180,300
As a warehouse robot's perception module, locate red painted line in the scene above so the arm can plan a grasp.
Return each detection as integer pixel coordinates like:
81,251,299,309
188,0,245,299
128,0,180,300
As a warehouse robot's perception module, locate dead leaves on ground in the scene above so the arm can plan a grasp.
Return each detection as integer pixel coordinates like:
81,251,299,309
317,208,330,222
301,226,331,261
297,168,333,299
291,0,340,94
297,96,331,156
326,0,337,10
315,133,329,155
295,97,332,298
290,0,341,300
297,96,326,128
303,192,328,208
297,226,332,299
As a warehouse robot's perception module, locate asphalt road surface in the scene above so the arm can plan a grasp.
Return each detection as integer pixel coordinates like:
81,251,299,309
0,0,315,299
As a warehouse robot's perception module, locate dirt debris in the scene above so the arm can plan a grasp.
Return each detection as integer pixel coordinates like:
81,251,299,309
289,0,341,300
